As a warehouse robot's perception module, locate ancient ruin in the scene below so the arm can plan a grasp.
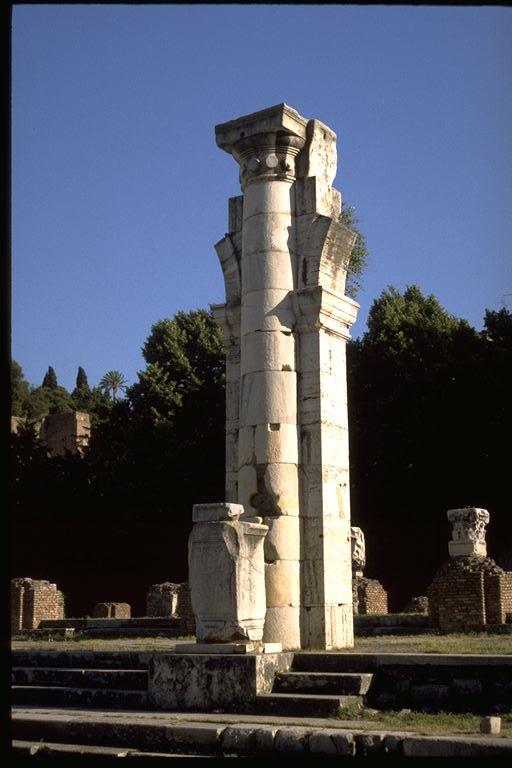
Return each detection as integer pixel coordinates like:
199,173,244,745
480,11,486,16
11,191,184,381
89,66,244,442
92,602,131,619
11,411,91,457
11,578,64,631
428,507,512,632
351,526,388,615
188,503,268,644
146,582,195,633
209,103,359,650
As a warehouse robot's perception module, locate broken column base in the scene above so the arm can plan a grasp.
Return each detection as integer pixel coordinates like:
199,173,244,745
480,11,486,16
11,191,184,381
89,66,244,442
148,651,292,711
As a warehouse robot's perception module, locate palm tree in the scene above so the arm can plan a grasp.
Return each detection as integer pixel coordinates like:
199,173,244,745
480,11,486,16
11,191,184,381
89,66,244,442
99,370,127,401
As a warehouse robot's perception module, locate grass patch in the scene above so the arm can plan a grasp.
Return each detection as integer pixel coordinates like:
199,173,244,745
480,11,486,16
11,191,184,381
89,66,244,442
351,633,512,655
337,706,512,736
11,635,194,651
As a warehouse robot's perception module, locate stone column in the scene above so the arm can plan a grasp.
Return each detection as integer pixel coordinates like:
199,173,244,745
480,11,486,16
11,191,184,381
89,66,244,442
216,105,306,649
215,104,359,649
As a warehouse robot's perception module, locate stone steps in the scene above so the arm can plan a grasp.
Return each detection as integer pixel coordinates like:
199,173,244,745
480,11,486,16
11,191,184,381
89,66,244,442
12,650,151,669
12,666,148,690
274,671,373,695
12,685,148,709
255,692,363,717
12,740,212,759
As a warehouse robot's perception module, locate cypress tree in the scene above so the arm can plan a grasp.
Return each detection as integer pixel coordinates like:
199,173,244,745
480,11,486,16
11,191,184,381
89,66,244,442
76,366,90,391
42,366,58,389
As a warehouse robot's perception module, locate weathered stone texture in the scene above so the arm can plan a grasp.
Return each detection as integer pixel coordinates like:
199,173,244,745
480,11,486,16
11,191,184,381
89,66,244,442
189,503,268,643
92,602,131,619
11,578,64,631
353,576,388,615
11,412,91,456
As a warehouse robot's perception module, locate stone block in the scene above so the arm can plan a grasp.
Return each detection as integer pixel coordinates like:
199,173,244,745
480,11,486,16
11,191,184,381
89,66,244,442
264,516,300,562
309,730,355,756
149,652,292,711
240,289,295,335
241,330,295,375
480,716,501,735
301,603,354,649
192,502,243,524
265,560,301,607
243,179,294,218
263,605,301,649
221,727,256,754
254,422,298,465
274,728,310,752
242,214,292,259
240,370,297,425
189,513,267,643
261,463,300,516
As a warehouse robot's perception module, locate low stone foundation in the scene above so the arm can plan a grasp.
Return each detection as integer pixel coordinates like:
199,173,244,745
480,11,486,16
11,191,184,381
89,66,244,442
353,576,388,615
11,578,64,631
428,557,512,632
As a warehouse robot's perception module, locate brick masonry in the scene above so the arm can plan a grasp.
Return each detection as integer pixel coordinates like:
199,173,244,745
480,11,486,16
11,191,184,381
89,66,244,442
353,576,388,615
11,578,64,631
428,556,512,632
146,582,195,634
92,602,131,618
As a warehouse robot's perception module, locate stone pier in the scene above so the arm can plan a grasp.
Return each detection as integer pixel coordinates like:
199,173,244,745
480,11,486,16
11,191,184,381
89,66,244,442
213,104,359,649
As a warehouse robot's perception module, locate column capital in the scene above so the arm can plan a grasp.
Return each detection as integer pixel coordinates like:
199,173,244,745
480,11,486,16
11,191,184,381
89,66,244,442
216,103,308,190
293,286,359,339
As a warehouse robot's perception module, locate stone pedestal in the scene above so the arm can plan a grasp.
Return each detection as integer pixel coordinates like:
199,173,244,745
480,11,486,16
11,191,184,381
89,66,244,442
188,503,268,643
213,104,359,650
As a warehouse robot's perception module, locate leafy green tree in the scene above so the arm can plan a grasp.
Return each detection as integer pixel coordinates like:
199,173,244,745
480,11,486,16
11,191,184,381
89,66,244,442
42,366,58,389
11,360,31,417
99,370,127,401
347,285,509,609
339,202,369,299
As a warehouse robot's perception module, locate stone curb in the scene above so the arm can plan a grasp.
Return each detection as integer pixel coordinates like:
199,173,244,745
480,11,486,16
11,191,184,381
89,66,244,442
12,713,512,757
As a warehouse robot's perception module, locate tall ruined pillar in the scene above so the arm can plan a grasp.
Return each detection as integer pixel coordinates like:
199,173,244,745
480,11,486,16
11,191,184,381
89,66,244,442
213,104,358,649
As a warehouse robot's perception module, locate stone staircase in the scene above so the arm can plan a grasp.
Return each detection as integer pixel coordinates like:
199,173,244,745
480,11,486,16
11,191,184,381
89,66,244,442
256,654,373,717
11,650,150,709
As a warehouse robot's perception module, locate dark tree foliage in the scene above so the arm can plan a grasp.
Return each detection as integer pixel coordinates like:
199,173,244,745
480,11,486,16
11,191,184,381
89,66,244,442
11,360,31,417
348,287,511,609
42,366,58,389
11,298,511,616
75,366,90,391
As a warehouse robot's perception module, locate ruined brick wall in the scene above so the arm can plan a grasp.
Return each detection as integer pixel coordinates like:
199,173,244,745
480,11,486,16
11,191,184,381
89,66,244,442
177,582,195,634
11,578,64,631
146,582,195,634
146,583,180,617
354,576,388,615
92,602,131,618
485,572,512,625
40,411,91,457
427,556,511,632
403,596,429,614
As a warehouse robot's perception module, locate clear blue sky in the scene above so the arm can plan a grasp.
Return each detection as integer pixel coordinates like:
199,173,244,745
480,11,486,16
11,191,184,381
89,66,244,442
12,5,512,392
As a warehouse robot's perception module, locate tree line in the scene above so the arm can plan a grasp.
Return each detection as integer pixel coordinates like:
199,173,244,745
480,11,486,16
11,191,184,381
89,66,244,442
11,289,511,616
